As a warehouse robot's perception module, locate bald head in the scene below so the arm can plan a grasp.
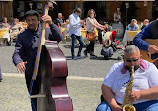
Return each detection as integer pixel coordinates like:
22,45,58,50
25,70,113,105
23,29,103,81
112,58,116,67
58,13,62,19
124,45,140,56
143,19,149,26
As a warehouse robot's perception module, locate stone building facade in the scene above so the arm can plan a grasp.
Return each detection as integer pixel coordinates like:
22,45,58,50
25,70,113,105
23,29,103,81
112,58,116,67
0,1,156,24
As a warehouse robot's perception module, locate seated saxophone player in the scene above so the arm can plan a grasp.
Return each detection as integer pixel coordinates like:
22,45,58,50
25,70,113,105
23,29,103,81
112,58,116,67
96,45,158,111
133,20,158,68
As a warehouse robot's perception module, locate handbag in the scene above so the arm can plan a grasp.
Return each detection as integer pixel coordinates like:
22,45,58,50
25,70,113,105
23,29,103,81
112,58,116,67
86,31,97,41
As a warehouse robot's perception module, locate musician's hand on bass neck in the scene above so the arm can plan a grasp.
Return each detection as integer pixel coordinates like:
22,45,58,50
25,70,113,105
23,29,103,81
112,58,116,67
148,45,158,54
41,15,53,25
16,61,27,73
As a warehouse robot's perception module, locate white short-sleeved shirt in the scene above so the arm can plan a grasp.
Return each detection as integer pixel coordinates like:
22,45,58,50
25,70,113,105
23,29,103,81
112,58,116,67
103,60,158,104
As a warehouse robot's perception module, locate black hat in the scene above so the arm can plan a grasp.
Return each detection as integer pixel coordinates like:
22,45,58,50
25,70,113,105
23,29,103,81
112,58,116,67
24,10,40,20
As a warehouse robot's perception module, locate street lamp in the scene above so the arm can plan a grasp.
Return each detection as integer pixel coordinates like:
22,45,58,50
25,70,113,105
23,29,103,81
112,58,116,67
125,2,129,26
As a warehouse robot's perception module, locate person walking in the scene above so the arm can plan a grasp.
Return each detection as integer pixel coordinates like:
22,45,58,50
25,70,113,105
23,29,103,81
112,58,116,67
84,9,106,58
69,8,84,60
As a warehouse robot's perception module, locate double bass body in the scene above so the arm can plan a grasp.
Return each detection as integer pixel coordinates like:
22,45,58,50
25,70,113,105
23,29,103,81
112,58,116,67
37,40,73,111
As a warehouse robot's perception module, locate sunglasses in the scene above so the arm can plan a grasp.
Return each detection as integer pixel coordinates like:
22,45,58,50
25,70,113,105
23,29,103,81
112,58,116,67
126,58,138,62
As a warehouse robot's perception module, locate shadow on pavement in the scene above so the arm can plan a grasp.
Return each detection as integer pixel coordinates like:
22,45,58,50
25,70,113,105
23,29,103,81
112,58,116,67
63,44,87,49
65,56,73,60
90,56,121,61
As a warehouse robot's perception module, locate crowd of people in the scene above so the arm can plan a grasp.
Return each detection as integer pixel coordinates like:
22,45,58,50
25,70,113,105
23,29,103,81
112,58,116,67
126,18,150,31
0,17,26,45
0,5,157,111
54,7,153,61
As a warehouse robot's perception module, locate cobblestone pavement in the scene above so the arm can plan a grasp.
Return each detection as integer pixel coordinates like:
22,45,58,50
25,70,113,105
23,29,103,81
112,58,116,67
0,41,123,111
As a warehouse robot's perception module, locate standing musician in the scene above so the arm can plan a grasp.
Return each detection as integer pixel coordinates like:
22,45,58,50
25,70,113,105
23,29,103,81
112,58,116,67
133,20,158,68
96,45,158,111
12,9,62,111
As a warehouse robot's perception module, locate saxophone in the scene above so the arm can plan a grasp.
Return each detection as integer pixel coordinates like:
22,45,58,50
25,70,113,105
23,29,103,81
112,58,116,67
122,66,136,111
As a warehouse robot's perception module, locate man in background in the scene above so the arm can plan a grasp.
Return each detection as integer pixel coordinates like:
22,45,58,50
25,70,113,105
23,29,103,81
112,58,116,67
56,13,66,27
69,8,84,60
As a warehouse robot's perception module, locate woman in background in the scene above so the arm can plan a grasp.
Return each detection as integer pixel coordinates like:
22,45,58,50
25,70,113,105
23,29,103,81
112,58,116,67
84,9,106,58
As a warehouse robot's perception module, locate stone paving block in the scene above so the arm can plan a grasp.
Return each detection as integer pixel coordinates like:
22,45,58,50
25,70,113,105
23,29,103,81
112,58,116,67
0,76,31,111
67,79,103,111
0,75,103,111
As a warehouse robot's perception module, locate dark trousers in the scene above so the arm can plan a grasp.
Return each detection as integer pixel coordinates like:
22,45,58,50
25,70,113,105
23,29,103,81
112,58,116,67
97,100,158,111
85,40,95,55
71,34,84,57
25,74,39,111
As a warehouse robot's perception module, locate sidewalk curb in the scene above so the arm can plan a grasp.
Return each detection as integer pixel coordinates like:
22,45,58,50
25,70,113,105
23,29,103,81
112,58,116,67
2,73,104,81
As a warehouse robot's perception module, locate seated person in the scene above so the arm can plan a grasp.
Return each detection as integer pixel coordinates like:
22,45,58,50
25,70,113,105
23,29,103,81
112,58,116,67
141,19,149,30
56,13,66,28
65,19,70,36
126,19,139,31
0,24,11,45
2,17,10,30
114,8,121,23
10,16,14,25
9,18,24,41
96,45,158,111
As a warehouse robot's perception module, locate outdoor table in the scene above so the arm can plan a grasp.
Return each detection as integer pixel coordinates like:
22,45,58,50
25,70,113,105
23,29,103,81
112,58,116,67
123,30,140,46
60,27,66,42
60,27,66,33
81,29,87,38
0,30,10,44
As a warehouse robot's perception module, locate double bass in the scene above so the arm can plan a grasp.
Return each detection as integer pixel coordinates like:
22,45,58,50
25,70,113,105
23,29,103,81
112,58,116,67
30,0,73,110
140,39,158,64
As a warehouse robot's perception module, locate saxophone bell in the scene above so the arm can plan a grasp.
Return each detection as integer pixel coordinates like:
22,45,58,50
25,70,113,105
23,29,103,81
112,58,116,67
123,104,136,111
